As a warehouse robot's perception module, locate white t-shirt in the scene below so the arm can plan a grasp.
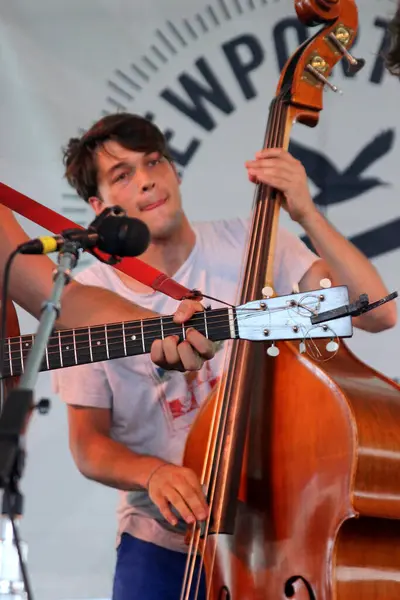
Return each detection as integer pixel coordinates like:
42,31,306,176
53,218,318,552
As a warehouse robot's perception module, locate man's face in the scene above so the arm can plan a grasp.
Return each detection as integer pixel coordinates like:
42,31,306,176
91,140,184,240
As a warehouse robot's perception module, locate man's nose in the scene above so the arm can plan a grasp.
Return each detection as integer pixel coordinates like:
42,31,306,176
141,181,155,192
136,169,155,192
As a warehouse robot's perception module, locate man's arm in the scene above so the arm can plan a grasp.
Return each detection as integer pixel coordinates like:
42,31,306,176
68,404,208,527
0,206,215,369
297,212,397,332
0,205,152,324
245,149,397,333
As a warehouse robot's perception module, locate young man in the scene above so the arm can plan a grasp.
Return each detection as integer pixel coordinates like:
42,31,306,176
0,204,214,371
54,113,396,600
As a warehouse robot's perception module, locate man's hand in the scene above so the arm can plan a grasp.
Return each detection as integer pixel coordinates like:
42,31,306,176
245,148,317,225
150,299,216,371
147,462,209,527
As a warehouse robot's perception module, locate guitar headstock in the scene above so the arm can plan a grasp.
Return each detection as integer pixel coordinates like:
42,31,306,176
236,285,352,356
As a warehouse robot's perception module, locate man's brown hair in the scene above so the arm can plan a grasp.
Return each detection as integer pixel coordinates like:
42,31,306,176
385,5,400,77
63,113,172,202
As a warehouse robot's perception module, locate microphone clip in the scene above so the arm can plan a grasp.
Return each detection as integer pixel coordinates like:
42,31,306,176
86,205,127,266
88,205,126,231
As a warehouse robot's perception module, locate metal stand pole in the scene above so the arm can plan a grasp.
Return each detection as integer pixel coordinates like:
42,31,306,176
0,242,81,600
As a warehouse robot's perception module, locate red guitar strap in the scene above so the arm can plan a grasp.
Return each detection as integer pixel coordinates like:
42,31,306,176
0,182,197,301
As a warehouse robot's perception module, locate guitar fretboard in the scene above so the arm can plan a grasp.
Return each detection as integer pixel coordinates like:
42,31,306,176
2,308,237,378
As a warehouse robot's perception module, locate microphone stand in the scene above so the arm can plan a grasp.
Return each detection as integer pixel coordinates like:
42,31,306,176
0,241,81,600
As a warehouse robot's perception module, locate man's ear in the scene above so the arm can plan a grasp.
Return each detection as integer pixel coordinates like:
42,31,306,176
88,196,103,214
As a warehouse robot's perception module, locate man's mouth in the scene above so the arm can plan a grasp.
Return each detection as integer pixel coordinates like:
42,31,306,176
140,197,167,212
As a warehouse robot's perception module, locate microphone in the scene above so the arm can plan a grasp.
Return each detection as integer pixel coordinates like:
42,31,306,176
17,214,150,257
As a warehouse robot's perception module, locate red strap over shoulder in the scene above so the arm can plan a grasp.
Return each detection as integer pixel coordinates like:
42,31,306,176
0,182,197,301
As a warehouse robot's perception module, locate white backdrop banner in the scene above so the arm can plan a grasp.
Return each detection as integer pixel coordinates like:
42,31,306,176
1,0,398,377
0,1,399,597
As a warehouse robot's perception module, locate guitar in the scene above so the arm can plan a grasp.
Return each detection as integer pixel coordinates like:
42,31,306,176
1,285,352,379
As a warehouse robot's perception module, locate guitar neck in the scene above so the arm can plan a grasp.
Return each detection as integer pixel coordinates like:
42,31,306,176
2,307,238,379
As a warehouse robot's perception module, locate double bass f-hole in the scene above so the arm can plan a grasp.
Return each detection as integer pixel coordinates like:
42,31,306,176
285,576,317,600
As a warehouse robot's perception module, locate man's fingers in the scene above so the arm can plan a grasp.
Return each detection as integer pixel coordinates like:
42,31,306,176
148,466,209,527
162,335,183,369
172,484,208,523
177,476,209,519
254,148,292,160
185,329,215,359
166,489,197,524
176,329,216,371
152,492,179,527
150,339,166,366
151,321,215,372
151,336,185,371
177,341,205,372
174,299,204,324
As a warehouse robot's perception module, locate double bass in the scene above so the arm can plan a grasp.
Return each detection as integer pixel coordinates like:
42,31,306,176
182,1,400,598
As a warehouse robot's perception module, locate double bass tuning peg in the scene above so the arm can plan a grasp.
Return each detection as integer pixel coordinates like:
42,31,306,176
306,62,343,94
327,29,366,76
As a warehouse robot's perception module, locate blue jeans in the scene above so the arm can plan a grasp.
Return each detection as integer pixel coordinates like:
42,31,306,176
112,533,206,600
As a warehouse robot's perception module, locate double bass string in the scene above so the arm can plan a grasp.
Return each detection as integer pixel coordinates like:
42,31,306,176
179,347,233,599
179,96,288,600
199,96,289,596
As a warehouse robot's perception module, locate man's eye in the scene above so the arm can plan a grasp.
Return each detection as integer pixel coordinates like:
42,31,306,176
114,172,128,183
148,157,162,167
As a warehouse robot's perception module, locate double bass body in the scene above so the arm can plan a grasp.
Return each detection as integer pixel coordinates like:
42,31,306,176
186,341,400,599
183,0,400,597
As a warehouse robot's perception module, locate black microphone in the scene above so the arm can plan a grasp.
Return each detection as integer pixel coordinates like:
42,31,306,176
17,215,150,257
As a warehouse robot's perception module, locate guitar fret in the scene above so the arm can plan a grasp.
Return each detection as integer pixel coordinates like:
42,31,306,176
20,337,24,373
182,323,186,340
122,323,127,356
105,324,110,360
204,311,209,339
160,316,164,340
58,331,63,368
8,338,13,377
45,346,49,370
141,320,145,353
88,328,93,362
73,330,78,365
158,315,176,341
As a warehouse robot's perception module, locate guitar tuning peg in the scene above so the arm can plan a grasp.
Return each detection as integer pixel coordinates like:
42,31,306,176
262,286,274,299
327,32,365,76
326,339,339,353
299,341,306,354
292,283,300,294
267,343,280,357
320,278,332,289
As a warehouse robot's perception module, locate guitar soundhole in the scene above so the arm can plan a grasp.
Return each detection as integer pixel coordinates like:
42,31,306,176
285,576,316,599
